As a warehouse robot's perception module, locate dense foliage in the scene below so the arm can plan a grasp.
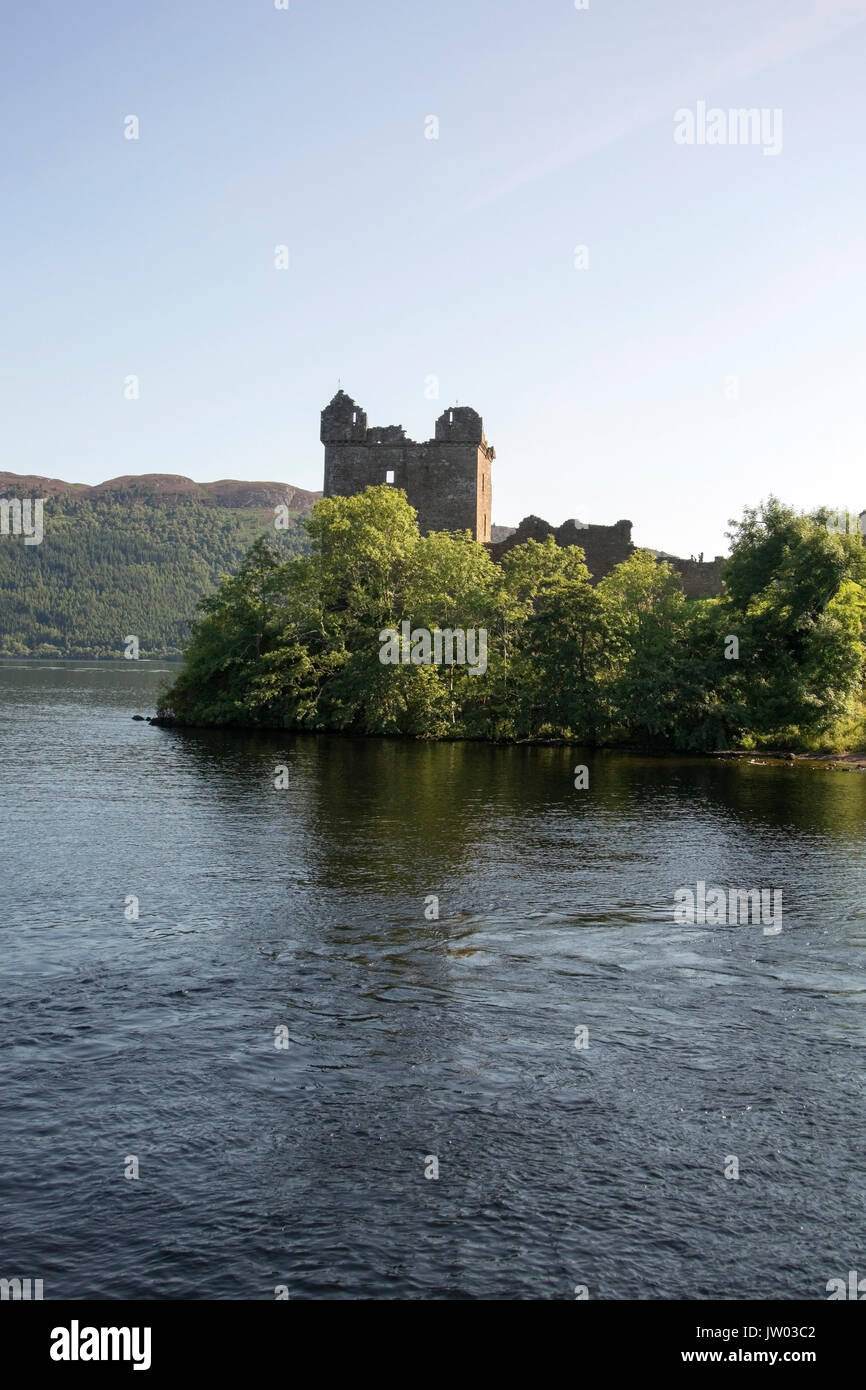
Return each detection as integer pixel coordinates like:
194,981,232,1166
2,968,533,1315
0,498,309,658
161,489,866,751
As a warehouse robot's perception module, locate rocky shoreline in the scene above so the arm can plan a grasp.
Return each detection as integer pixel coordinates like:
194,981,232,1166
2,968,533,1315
709,749,866,771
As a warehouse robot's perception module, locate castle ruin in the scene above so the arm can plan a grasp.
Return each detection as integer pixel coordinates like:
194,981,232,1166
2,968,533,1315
321,391,724,596
322,391,493,542
488,515,726,596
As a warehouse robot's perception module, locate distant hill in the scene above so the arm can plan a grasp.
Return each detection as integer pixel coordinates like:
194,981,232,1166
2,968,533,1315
0,472,322,659
0,471,321,511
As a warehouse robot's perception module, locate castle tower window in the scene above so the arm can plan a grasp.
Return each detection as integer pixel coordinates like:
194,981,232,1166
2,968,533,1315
386,469,395,485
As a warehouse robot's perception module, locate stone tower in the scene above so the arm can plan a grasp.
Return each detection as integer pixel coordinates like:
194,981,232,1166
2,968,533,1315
321,391,494,541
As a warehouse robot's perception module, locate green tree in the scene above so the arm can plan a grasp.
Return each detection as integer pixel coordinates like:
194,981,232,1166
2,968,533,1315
597,551,688,745
721,500,866,742
500,538,604,739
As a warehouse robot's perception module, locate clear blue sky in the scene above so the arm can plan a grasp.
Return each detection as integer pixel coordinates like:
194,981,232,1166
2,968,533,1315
2,0,864,556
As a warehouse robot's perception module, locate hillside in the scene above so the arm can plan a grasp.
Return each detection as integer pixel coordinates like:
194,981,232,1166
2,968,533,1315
0,473,321,659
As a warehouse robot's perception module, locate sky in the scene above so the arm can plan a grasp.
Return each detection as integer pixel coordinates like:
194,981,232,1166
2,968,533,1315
1,0,865,557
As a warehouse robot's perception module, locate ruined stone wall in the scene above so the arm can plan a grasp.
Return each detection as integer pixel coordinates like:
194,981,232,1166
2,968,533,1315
489,515,634,581
570,520,634,580
489,515,724,596
666,557,726,599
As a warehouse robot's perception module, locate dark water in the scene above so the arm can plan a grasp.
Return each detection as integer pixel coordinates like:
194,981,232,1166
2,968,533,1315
1,661,865,1300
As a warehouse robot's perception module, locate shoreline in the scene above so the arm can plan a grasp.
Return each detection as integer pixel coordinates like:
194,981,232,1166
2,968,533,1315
709,749,866,771
146,715,866,765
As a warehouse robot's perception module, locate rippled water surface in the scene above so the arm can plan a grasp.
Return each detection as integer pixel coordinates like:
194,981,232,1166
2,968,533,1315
2,661,865,1299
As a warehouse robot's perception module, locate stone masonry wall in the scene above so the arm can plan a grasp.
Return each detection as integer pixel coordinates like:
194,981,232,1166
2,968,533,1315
489,515,725,597
666,556,726,598
489,515,635,580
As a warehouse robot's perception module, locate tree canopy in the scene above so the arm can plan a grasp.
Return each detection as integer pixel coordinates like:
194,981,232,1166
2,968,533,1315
160,488,866,751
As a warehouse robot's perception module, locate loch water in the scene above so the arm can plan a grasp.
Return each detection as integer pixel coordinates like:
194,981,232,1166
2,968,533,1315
1,660,865,1299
